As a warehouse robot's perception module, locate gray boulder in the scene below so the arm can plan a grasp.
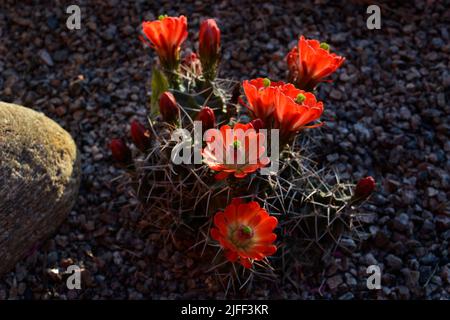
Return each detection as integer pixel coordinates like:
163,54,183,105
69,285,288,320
0,102,81,275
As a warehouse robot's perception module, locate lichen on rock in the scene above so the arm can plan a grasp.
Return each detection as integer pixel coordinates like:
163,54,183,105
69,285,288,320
0,102,81,275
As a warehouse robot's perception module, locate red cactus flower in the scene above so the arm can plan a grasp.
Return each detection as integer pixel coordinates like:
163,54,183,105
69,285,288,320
130,120,152,152
141,15,188,70
243,78,324,142
109,138,132,164
354,176,376,199
196,106,216,131
287,36,345,91
211,198,278,268
199,19,221,79
159,91,179,122
273,89,324,143
202,122,270,180
242,78,286,127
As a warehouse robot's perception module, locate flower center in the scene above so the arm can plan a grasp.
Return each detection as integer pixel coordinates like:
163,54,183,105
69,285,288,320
263,78,271,87
237,225,254,240
295,93,306,103
232,140,241,149
158,14,168,20
319,42,330,51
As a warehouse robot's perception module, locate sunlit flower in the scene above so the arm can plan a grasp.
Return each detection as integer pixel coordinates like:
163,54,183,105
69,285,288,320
273,89,324,143
141,15,188,70
211,198,278,268
287,36,345,91
243,78,324,142
242,78,289,127
202,122,269,180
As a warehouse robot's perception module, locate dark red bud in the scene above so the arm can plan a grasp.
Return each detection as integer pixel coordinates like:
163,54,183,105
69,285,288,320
199,19,220,79
109,138,132,164
130,120,152,152
354,176,376,199
159,91,179,122
196,106,216,131
199,19,221,60
250,118,264,132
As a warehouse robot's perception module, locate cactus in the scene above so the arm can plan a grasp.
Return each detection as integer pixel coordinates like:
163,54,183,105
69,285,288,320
110,15,375,292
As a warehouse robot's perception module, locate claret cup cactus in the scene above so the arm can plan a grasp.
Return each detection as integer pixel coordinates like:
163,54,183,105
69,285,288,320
110,14,375,289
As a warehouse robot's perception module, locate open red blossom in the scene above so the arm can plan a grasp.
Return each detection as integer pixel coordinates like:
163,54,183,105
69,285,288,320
242,78,288,127
287,36,345,91
273,89,324,143
211,199,278,268
243,78,324,142
141,15,188,70
202,122,269,180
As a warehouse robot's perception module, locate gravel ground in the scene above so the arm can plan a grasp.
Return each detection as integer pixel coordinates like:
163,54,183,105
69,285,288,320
0,0,449,299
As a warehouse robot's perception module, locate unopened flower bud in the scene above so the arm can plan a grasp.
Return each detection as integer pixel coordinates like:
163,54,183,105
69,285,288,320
250,118,264,132
354,176,376,199
130,120,152,152
109,138,132,164
159,91,179,123
196,106,216,131
199,19,221,80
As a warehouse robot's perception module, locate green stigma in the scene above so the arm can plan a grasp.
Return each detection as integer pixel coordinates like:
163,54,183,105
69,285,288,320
296,93,306,103
263,78,271,87
238,225,254,240
320,42,330,51
232,140,241,149
158,14,168,20
241,225,252,235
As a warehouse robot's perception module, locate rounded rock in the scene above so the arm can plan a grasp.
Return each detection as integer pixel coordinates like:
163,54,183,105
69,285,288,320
0,102,81,275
